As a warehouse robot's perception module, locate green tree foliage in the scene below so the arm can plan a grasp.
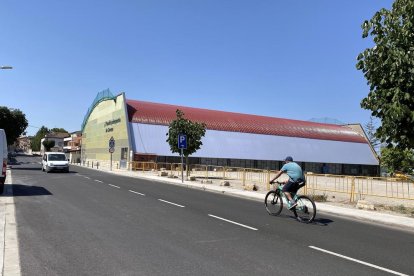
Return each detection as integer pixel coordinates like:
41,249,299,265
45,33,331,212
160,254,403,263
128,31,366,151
50,128,68,134
0,106,28,145
31,126,49,151
166,109,206,175
42,140,55,151
364,117,381,152
356,0,414,150
380,146,414,174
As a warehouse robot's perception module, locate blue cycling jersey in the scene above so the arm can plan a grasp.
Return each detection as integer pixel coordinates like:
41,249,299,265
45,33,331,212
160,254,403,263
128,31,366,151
280,162,303,182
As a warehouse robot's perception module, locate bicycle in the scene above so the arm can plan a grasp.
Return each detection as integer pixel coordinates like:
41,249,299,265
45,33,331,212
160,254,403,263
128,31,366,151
265,181,316,223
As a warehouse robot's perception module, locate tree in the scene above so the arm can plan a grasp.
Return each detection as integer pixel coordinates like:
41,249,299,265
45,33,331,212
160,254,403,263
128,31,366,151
364,117,381,152
380,146,414,174
31,126,49,151
0,106,28,145
356,0,414,150
42,140,55,151
50,128,68,134
166,109,206,176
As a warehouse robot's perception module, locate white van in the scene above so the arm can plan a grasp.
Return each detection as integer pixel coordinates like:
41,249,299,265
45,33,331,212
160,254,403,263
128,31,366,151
0,129,7,193
42,152,69,173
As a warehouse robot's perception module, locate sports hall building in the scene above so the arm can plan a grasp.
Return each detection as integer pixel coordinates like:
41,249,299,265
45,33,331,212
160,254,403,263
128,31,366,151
81,90,379,176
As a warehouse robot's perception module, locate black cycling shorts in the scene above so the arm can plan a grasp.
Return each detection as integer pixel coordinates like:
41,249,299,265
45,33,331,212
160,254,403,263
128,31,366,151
282,179,300,193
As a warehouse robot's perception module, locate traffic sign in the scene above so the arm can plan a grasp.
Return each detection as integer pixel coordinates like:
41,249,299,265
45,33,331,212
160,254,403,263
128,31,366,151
178,134,187,149
109,137,115,149
109,147,115,153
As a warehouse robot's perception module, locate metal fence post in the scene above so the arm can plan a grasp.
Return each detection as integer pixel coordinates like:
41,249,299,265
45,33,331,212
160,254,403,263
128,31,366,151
242,169,246,186
266,170,270,191
350,177,356,203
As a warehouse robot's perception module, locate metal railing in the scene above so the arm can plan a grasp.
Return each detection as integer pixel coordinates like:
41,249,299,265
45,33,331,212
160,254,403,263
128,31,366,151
83,160,414,203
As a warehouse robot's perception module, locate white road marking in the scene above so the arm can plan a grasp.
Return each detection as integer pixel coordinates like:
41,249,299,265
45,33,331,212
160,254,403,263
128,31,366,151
84,176,91,179
108,184,120,189
158,199,185,208
94,180,103,183
129,190,145,196
309,246,409,276
208,214,258,231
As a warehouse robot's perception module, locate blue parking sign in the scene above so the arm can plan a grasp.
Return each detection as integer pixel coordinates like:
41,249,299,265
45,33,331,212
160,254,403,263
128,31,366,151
178,134,187,149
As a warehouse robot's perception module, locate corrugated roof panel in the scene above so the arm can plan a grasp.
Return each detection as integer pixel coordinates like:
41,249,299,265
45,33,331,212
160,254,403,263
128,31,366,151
126,99,367,144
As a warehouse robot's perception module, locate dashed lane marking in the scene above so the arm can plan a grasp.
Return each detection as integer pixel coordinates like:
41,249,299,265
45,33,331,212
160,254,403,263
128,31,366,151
208,214,258,231
158,199,185,208
309,246,408,276
129,190,145,196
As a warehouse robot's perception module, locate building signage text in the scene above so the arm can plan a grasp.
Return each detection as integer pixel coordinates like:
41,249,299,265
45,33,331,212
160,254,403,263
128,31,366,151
104,118,121,133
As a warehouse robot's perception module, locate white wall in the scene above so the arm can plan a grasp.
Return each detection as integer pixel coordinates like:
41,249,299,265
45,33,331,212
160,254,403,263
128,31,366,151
129,123,379,165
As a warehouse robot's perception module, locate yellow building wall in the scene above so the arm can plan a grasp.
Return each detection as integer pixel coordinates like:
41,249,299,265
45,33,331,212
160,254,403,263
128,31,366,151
82,93,130,162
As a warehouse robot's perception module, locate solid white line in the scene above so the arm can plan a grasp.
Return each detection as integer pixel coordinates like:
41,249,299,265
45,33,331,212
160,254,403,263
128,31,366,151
208,214,258,231
94,180,103,183
108,184,120,189
129,190,145,196
158,199,185,208
309,246,409,276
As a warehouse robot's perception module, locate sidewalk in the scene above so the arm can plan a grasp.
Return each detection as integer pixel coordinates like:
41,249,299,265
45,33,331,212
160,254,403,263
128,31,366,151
0,169,21,276
74,164,414,231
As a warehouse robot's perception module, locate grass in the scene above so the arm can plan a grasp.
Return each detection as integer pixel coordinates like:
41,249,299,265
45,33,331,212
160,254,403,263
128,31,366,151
309,193,328,202
375,204,414,217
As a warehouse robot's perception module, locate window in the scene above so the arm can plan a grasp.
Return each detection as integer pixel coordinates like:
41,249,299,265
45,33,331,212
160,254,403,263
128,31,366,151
121,147,128,160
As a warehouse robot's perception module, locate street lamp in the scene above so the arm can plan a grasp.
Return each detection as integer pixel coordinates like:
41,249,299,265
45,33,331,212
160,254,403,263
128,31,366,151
0,66,13,69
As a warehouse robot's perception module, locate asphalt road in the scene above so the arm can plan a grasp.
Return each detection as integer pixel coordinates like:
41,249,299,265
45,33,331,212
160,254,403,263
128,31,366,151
8,155,414,275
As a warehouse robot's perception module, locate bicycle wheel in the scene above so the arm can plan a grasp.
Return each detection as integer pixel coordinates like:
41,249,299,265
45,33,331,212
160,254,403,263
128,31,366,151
294,195,316,223
265,191,283,216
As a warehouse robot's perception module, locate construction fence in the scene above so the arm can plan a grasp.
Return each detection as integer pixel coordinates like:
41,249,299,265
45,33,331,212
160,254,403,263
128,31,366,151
76,160,414,205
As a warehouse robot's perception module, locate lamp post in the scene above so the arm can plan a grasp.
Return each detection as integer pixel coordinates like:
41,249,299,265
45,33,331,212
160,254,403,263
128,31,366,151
0,66,13,70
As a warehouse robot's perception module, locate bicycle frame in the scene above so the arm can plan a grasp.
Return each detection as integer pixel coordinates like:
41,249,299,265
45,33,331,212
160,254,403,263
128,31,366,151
274,184,299,207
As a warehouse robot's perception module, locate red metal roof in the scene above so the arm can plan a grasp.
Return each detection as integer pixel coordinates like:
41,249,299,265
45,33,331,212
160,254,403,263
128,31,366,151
126,99,367,143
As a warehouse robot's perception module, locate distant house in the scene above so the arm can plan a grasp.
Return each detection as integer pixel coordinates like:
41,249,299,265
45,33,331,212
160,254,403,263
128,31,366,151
40,132,70,153
15,136,32,153
64,131,82,163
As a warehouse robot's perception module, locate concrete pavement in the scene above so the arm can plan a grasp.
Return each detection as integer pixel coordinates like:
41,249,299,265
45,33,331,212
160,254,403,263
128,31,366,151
0,169,21,276
73,164,414,231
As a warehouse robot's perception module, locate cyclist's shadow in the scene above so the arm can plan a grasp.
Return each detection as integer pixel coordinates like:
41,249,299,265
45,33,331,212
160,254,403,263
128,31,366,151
312,217,334,226
280,212,334,226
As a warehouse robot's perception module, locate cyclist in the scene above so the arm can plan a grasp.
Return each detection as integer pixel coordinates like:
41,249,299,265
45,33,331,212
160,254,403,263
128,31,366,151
270,156,305,209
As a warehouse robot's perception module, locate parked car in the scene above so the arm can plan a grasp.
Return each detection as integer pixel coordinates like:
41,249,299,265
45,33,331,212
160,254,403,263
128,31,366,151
0,129,7,193
42,152,69,173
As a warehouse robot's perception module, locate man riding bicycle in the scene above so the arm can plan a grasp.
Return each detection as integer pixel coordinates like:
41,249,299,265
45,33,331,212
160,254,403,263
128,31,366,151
270,156,305,209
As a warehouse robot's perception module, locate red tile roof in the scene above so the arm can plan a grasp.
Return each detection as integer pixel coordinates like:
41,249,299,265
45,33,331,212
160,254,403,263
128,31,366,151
126,99,367,143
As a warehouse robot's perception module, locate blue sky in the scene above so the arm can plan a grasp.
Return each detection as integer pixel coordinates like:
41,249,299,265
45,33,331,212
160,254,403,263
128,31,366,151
0,0,392,136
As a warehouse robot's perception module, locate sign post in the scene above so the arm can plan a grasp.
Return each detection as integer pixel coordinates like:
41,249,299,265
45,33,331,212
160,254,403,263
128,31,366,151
109,137,115,171
178,134,187,183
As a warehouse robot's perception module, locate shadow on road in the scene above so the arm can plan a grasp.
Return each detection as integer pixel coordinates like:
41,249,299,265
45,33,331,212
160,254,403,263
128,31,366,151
275,212,334,226
10,167,42,171
313,217,334,226
1,184,53,197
